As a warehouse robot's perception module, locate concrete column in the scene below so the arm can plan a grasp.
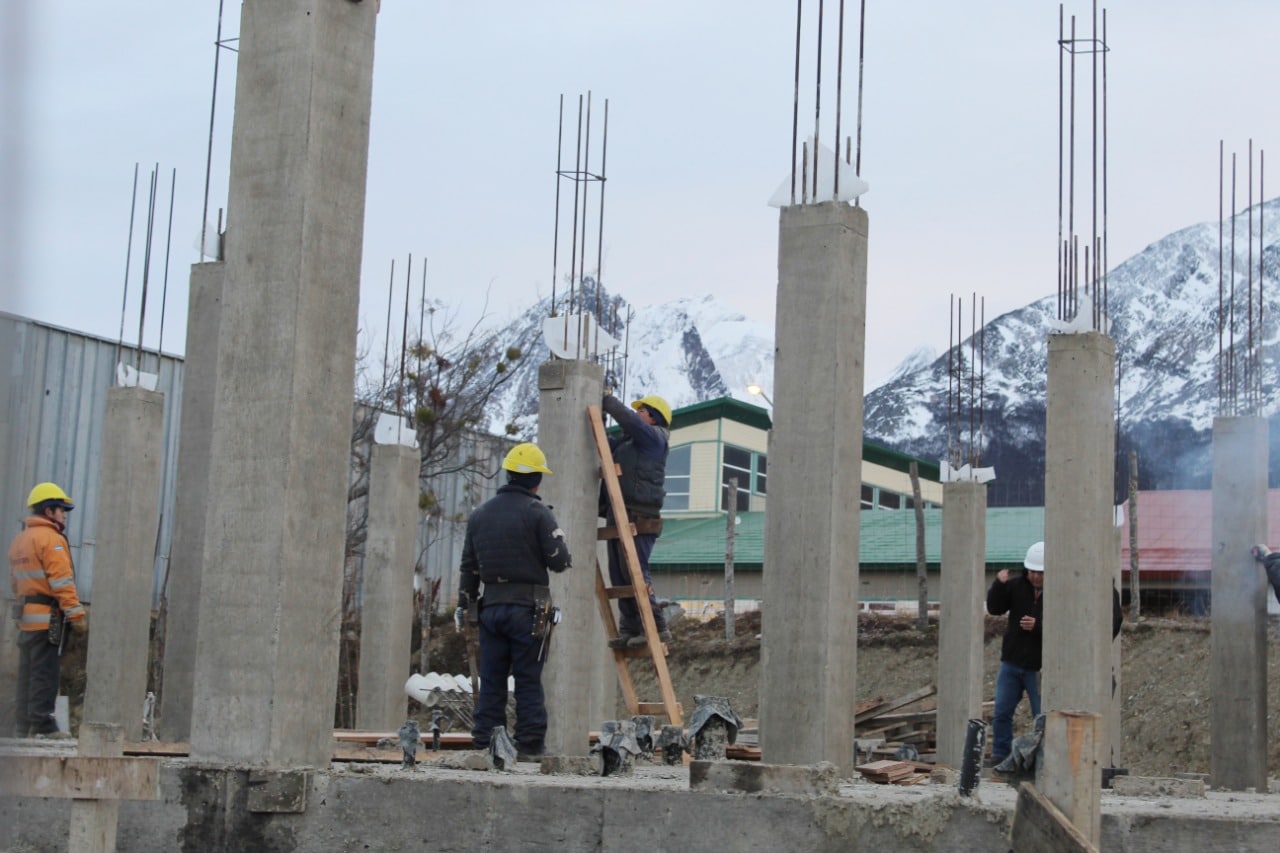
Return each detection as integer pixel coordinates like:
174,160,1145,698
937,480,986,769
1209,415,1268,791
356,441,420,731
760,201,867,774
1036,710,1103,848
157,262,223,743
1042,333,1115,722
189,0,378,768
83,386,165,741
536,359,605,756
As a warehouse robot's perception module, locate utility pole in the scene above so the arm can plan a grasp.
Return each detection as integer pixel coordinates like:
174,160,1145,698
725,477,737,640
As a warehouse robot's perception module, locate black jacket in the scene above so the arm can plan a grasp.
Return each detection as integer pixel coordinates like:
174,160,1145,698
986,573,1125,672
459,484,571,606
603,395,668,518
986,573,1045,670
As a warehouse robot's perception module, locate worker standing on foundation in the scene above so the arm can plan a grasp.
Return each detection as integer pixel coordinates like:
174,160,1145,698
1249,545,1280,604
8,483,87,738
985,541,1046,765
457,443,571,760
602,392,673,649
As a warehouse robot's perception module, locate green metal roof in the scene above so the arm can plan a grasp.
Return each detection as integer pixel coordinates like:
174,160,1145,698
650,507,1044,572
667,396,940,480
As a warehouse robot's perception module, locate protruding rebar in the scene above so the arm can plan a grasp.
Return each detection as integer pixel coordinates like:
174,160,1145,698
157,168,177,358
116,163,140,368
790,0,803,206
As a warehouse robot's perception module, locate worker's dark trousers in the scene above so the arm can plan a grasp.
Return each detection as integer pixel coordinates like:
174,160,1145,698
472,603,546,751
1263,554,1280,604
608,533,666,636
15,631,60,736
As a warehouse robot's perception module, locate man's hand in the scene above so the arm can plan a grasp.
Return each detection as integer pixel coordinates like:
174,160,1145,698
1019,615,1036,632
70,614,88,635
996,569,1010,583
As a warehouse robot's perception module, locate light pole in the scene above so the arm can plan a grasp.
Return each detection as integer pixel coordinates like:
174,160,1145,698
746,383,773,408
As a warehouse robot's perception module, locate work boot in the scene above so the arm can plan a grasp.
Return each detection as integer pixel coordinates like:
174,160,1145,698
516,742,545,762
608,633,640,649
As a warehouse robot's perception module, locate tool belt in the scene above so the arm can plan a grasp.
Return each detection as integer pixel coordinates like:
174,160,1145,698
531,587,554,640
605,511,663,536
481,582,549,608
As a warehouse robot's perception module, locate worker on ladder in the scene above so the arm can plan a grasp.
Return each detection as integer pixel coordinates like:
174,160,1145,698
602,392,673,649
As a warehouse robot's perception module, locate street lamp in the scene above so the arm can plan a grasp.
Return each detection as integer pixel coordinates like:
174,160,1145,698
746,384,773,407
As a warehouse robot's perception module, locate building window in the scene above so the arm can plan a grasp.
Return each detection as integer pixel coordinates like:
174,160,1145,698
755,454,767,495
861,484,874,509
878,490,901,510
722,444,767,511
665,445,691,511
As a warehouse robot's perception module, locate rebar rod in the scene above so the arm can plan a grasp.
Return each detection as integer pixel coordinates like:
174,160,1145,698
157,168,177,358
833,0,846,199
551,95,564,314
135,165,159,372
200,0,226,263
813,0,825,200
116,163,140,368
791,0,803,205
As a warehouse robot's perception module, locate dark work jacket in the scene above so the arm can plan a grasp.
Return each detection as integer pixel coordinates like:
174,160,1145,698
459,484,571,607
986,573,1044,671
603,395,668,518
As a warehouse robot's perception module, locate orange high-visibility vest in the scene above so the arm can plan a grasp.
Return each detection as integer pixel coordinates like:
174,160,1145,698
8,516,85,632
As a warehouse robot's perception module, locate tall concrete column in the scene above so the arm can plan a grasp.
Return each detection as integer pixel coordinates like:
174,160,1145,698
937,480,986,769
83,385,165,740
356,439,420,731
760,201,867,774
1042,332,1116,754
189,0,378,768
1209,415,1268,790
537,359,605,756
157,262,223,742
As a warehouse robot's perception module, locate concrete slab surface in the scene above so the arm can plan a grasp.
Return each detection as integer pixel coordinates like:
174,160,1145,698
3,751,1280,852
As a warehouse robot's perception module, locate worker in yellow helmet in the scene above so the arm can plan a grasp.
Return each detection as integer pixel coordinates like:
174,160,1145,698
602,392,673,649
457,443,571,761
8,482,87,738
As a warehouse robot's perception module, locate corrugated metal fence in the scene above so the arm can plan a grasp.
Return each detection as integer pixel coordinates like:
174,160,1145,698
1,312,501,607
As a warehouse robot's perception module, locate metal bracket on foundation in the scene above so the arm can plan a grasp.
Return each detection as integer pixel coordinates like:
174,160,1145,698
247,770,308,814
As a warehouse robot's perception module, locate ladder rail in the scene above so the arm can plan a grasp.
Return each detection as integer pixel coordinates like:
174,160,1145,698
588,404,683,725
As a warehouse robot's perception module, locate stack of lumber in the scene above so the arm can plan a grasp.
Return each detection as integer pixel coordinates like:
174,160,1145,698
854,685,994,762
854,759,932,786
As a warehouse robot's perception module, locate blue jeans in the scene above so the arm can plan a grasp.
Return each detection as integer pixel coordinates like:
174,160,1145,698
608,533,666,636
471,603,546,750
992,662,1041,760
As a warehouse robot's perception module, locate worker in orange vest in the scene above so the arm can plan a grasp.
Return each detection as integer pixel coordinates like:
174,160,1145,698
8,482,87,737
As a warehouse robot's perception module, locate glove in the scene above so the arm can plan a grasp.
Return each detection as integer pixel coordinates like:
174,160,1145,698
71,614,88,635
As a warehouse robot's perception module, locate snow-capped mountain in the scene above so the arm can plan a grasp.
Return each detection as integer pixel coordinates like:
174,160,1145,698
486,280,775,436
864,198,1280,499
483,199,1280,501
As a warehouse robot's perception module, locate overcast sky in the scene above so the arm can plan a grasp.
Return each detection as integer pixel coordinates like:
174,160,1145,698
3,1,1278,387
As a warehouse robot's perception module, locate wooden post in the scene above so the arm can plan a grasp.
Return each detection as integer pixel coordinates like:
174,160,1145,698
909,461,927,631
1127,449,1140,620
1037,710,1103,848
725,478,737,641
69,722,125,852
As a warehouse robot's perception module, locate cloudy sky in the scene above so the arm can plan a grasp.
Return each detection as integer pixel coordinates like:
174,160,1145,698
3,1,1278,386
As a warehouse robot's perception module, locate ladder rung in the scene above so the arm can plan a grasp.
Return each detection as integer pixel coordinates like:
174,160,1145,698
596,523,637,541
603,585,635,600
617,644,664,658
637,702,683,717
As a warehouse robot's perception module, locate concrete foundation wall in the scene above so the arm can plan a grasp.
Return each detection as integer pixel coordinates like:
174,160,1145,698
1042,333,1116,729
1209,415,1269,790
761,202,868,773
536,360,606,753
190,0,378,768
3,763,1279,852
158,262,223,742
82,386,165,741
937,481,986,769
356,442,420,731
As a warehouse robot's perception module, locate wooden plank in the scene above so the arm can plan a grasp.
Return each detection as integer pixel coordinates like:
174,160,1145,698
602,586,637,600
1010,782,1098,853
124,741,189,756
596,563,641,716
0,756,160,800
596,523,637,541
853,685,937,724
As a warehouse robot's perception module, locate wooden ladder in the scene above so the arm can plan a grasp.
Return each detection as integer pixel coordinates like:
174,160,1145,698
587,404,683,726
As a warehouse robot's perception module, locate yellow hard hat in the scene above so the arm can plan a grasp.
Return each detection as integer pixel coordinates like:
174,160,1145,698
502,443,552,475
27,482,75,510
631,395,672,427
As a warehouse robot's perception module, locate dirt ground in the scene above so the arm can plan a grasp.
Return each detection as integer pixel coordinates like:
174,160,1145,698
584,610,1280,778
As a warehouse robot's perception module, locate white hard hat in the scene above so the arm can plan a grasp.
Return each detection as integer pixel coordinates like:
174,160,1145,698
1023,541,1045,572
